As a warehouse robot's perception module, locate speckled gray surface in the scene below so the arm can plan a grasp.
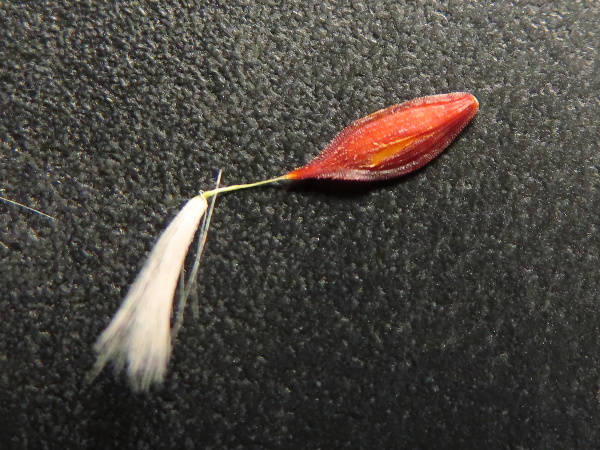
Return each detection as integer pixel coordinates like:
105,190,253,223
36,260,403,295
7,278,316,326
1,1,599,448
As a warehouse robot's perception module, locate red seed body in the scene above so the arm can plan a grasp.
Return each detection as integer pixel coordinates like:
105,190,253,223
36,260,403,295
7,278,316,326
286,92,479,181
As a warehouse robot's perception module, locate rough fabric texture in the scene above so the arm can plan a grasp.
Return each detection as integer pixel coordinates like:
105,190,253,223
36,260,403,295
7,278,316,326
1,1,598,448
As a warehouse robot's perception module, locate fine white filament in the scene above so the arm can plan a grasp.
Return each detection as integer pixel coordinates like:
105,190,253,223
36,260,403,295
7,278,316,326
0,194,56,220
92,195,209,391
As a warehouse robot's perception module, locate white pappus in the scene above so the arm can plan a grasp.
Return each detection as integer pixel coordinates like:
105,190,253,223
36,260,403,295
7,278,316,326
92,173,221,392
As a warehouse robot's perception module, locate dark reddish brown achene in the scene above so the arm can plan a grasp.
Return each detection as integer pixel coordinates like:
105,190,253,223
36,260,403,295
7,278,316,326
286,92,479,181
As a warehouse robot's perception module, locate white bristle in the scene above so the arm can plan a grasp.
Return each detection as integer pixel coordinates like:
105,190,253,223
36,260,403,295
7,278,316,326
92,195,208,391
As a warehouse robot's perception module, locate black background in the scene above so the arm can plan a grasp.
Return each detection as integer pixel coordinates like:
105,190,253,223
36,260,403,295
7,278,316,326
2,1,599,448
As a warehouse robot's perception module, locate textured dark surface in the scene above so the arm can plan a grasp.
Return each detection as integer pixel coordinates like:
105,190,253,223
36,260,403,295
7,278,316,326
1,1,599,448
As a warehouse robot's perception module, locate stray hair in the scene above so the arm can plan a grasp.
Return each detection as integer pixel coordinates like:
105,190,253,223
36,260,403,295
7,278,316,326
0,194,55,221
